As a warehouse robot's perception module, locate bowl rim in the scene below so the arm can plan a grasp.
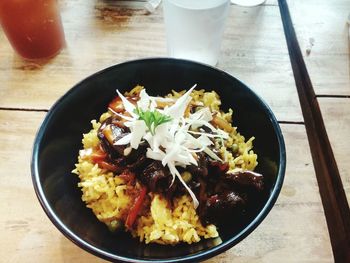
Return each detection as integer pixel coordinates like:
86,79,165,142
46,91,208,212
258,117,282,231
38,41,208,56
31,57,286,263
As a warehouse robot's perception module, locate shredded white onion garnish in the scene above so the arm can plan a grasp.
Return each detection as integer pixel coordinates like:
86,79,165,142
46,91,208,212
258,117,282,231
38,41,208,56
114,85,228,208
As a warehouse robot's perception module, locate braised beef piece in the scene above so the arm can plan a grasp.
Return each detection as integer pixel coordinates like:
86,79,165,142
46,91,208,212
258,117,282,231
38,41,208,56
139,161,173,193
163,181,177,200
175,174,201,197
188,179,201,192
188,152,208,177
126,144,151,171
98,116,130,159
208,160,229,174
201,191,246,225
224,170,264,191
195,158,264,225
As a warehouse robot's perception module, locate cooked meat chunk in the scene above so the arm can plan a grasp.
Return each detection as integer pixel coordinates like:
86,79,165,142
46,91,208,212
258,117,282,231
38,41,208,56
139,161,173,193
98,116,130,158
201,191,246,225
224,170,264,191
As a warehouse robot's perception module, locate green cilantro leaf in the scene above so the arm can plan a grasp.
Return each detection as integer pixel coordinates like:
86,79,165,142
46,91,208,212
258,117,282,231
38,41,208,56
134,107,172,135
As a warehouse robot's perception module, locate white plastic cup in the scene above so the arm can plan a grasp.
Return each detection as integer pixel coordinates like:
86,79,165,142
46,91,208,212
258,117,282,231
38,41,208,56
163,0,230,66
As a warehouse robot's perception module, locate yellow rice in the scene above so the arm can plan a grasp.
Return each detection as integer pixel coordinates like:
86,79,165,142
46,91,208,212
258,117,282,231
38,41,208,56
72,87,258,245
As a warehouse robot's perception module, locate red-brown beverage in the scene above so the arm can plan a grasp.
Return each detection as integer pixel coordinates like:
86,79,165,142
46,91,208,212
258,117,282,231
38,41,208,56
0,0,65,59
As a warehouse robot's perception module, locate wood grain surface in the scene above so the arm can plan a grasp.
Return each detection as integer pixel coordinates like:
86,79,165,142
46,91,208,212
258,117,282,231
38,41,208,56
0,0,302,122
0,0,336,261
287,0,350,96
0,110,332,262
318,98,350,206
279,0,350,260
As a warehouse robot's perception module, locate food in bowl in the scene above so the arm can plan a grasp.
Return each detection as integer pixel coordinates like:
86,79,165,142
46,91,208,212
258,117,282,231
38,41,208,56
72,85,264,245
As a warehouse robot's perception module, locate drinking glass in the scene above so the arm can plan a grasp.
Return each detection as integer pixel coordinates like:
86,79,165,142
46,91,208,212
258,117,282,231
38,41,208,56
0,0,65,60
163,0,230,66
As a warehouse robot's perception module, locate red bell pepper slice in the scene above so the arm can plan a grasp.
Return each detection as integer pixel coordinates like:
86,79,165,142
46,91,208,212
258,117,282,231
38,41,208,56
98,161,119,172
125,186,147,229
90,149,107,163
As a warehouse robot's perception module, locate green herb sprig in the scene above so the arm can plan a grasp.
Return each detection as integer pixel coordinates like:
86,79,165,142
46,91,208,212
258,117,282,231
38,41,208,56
134,107,172,135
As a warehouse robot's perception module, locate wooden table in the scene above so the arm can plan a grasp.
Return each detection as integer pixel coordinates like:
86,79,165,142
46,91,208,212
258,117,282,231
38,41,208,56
287,1,350,260
288,0,350,205
0,0,336,262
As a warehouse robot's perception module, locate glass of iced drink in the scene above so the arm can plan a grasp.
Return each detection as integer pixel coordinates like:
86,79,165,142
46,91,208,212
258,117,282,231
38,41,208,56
163,0,230,66
0,0,65,60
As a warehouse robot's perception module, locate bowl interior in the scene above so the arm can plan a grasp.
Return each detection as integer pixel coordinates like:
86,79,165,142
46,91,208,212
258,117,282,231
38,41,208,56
32,58,285,262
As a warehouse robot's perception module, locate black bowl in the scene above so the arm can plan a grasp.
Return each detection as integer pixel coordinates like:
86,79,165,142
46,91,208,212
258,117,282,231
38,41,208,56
31,58,286,263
